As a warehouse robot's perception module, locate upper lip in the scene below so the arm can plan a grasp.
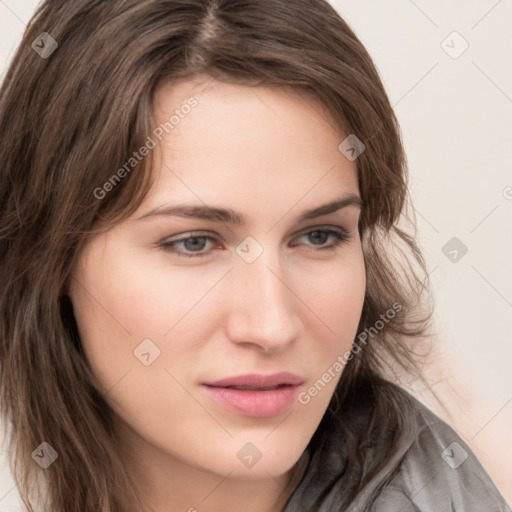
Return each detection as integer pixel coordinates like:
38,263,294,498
203,372,304,389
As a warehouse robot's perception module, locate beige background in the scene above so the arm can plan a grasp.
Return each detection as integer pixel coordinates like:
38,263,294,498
1,0,511,509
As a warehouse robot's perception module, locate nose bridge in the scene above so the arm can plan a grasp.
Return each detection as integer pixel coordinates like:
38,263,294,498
225,247,300,350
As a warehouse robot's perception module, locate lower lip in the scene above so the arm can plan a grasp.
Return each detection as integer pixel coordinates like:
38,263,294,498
201,384,301,418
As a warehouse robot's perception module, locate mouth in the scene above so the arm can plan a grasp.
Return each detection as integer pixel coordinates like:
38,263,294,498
203,372,303,389
210,383,291,391
201,373,304,418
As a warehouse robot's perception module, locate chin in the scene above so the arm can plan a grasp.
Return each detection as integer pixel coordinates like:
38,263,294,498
213,443,305,481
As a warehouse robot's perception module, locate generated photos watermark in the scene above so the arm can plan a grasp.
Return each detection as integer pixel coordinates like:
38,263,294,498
298,302,402,405
93,96,198,200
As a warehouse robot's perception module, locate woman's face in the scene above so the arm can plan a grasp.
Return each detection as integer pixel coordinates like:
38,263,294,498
70,77,366,486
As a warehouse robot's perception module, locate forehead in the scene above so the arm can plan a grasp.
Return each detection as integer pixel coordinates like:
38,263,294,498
152,77,344,143
142,77,358,217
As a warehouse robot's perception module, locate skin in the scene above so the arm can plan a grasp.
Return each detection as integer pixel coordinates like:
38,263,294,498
69,76,366,512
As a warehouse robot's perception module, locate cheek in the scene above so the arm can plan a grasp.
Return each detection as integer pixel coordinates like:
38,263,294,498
70,242,225,393
73,244,211,344
298,248,366,343
293,247,366,396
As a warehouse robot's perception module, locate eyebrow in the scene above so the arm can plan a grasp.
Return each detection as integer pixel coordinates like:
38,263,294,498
136,193,363,224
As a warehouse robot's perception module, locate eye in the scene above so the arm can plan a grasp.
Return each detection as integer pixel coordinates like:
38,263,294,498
291,227,350,250
160,233,218,259
159,227,350,259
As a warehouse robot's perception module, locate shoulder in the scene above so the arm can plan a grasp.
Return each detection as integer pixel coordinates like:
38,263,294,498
285,379,510,512
364,387,511,512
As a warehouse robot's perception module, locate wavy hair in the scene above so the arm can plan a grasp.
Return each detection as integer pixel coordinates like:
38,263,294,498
0,1,433,510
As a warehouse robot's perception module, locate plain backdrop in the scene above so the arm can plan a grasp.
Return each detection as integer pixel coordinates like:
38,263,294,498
1,0,511,509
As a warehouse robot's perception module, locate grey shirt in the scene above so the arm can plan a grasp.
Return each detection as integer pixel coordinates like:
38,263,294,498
284,386,511,512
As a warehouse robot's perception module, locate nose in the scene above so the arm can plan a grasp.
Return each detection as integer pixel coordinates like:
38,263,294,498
224,250,302,353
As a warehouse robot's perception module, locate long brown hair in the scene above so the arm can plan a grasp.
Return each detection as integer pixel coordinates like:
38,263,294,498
0,1,433,510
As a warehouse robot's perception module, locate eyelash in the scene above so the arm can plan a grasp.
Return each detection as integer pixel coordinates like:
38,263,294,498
159,227,350,259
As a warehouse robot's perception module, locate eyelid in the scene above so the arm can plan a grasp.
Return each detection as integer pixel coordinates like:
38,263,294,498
295,224,349,236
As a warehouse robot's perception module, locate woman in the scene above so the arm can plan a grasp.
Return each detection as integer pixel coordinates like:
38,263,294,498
0,1,509,511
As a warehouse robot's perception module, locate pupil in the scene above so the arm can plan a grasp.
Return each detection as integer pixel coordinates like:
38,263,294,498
185,237,206,251
310,231,327,244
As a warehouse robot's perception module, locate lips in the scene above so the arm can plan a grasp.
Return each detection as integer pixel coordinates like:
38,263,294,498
221,384,285,391
202,372,304,418
203,372,304,389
